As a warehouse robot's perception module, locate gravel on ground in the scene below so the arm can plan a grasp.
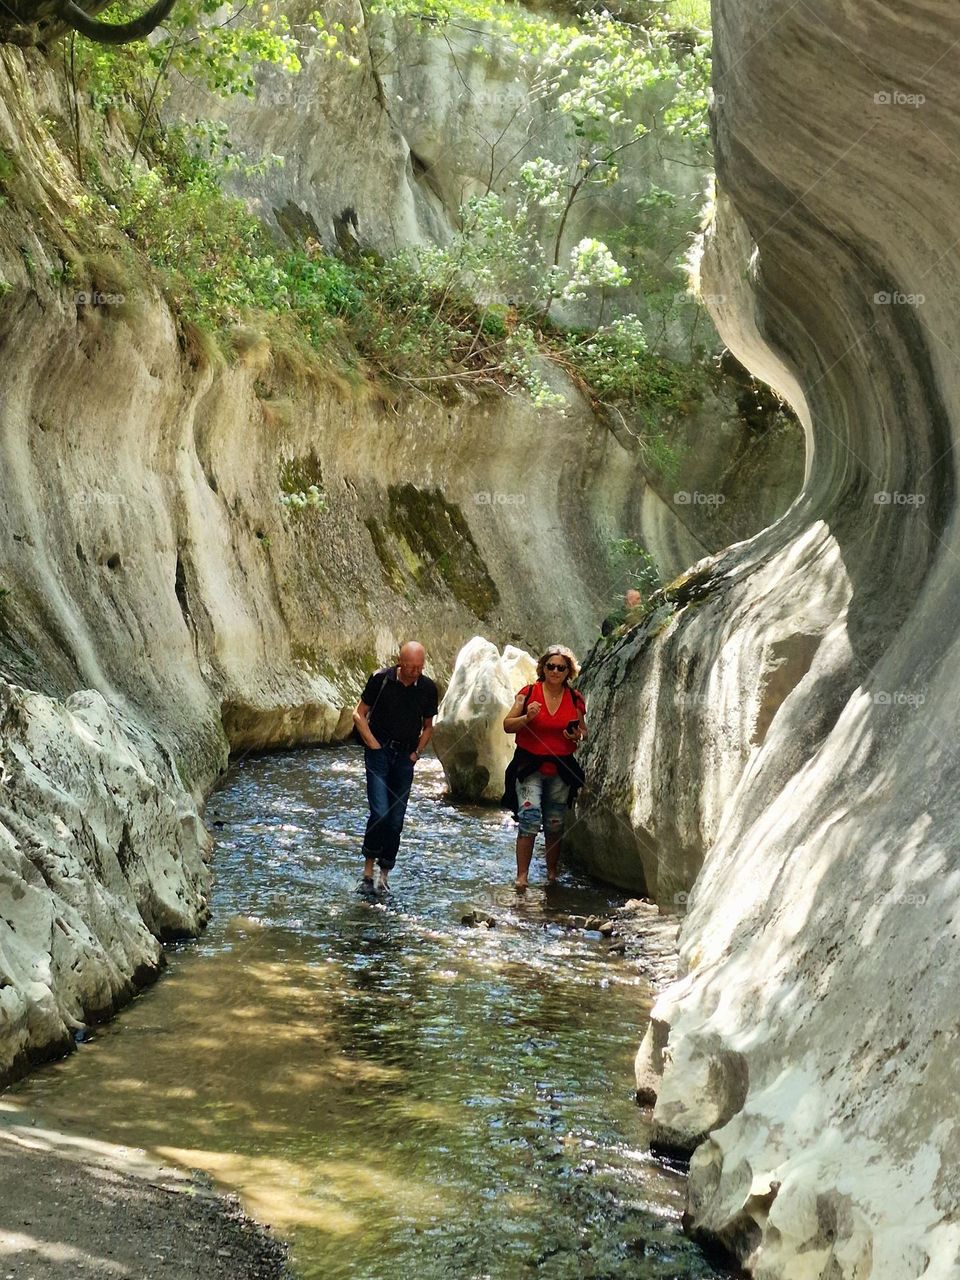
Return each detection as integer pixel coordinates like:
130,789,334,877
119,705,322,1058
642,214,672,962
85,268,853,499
0,1103,291,1280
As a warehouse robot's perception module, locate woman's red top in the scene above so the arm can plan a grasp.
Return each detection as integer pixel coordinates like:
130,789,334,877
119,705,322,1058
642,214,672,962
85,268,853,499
515,682,584,773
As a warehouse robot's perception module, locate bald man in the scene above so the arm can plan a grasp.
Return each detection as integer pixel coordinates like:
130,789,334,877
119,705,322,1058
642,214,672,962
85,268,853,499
600,587,644,637
353,642,439,893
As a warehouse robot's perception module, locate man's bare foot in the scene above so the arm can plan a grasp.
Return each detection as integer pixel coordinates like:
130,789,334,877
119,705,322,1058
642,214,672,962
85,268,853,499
377,872,389,892
514,879,528,891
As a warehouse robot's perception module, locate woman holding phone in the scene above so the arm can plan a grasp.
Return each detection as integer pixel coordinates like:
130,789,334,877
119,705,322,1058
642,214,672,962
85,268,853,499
502,644,587,888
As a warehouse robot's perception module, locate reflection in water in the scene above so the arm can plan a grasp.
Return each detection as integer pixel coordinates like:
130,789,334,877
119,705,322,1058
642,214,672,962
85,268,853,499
8,748,734,1279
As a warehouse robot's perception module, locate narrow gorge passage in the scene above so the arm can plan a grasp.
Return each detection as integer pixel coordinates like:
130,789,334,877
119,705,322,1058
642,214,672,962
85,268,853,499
6,746,735,1280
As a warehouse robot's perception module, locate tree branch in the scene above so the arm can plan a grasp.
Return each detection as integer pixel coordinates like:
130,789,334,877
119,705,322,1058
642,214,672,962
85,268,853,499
58,0,178,46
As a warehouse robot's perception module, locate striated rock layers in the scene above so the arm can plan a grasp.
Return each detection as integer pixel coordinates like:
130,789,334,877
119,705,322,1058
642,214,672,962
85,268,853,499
572,3,960,1276
0,6,798,1093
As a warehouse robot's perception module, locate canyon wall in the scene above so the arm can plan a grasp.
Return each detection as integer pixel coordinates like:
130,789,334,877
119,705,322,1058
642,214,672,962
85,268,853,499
0,208,639,1086
573,3,960,1276
0,31,737,1081
0,2,801,1094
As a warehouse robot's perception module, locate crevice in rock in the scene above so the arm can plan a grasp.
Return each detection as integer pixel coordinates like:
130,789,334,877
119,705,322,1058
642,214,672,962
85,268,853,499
408,149,445,206
174,552,191,625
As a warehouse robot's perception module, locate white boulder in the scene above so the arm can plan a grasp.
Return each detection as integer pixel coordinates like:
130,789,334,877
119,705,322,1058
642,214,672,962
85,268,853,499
433,637,537,802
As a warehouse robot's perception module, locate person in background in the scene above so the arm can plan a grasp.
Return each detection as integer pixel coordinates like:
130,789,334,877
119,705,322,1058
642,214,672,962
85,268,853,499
353,641,438,894
502,644,587,889
600,586,643,636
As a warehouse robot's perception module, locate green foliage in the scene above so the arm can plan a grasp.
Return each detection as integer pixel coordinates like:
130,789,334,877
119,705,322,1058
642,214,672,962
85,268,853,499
111,131,284,325
285,255,363,319
367,0,576,60
280,484,326,512
101,125,564,402
609,537,662,596
360,0,712,322
552,316,702,476
662,34,712,143
57,0,713,433
75,0,300,109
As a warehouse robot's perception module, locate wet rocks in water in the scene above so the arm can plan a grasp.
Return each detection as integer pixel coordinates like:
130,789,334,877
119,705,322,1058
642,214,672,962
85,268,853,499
461,910,497,928
565,915,616,937
561,897,685,974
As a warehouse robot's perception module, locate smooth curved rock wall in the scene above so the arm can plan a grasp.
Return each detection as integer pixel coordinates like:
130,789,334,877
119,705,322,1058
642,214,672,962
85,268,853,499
573,3,960,1276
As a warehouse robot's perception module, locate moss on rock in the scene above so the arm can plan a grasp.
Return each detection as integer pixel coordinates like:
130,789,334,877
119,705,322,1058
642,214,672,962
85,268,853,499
386,484,500,619
278,453,324,494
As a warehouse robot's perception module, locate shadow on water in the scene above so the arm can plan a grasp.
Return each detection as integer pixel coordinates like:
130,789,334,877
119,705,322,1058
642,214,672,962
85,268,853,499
7,747,738,1279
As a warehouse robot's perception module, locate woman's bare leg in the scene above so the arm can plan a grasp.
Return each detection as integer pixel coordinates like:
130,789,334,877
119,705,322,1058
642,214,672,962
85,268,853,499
515,834,536,888
544,832,561,882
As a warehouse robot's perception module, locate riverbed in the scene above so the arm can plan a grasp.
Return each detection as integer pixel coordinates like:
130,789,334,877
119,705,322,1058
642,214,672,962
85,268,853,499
5,747,735,1279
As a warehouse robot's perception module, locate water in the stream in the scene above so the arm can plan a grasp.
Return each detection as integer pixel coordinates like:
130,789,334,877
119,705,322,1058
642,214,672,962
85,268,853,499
8,748,734,1279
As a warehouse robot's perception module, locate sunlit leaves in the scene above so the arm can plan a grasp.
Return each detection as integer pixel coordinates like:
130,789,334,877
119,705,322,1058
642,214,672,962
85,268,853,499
74,0,301,114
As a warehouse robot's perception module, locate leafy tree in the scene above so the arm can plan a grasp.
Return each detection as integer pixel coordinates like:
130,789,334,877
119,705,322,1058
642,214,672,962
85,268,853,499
47,0,712,452
70,0,300,163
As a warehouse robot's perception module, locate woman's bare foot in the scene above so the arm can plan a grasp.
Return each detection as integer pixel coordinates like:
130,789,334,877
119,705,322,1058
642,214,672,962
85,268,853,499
514,878,528,891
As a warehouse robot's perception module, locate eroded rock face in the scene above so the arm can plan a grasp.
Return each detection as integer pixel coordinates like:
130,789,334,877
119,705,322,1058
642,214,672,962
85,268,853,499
575,3,960,1275
0,682,209,1083
172,0,710,341
432,636,536,802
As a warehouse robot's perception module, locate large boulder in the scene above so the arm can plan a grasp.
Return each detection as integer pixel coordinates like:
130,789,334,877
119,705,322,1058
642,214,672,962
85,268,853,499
433,637,536,802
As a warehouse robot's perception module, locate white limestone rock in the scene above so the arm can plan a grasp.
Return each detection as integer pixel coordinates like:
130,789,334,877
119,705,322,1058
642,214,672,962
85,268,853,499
433,637,536,802
0,681,210,1083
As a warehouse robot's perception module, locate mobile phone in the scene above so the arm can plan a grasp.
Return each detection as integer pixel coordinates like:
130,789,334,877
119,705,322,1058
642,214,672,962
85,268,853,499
566,720,580,734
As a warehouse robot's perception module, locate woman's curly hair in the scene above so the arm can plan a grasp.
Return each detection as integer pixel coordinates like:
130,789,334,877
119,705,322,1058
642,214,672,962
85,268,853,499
535,644,580,684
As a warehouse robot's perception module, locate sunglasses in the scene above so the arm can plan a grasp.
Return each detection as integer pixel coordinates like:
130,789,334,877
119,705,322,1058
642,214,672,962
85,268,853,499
544,662,568,672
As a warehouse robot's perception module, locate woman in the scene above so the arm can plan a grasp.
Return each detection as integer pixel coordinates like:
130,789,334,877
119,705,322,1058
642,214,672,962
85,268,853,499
502,645,587,888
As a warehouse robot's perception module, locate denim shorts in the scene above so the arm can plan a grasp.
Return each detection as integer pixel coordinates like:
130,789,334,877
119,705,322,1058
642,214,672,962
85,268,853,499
516,770,570,837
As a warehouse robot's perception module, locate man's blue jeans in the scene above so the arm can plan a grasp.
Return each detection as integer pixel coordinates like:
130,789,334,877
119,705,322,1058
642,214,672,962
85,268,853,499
362,745,415,871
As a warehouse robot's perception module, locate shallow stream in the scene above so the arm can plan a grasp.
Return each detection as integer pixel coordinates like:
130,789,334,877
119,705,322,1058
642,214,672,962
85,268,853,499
9,747,734,1279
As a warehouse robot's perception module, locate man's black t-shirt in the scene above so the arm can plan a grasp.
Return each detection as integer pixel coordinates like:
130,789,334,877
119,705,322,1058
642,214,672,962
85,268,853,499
361,667,439,745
